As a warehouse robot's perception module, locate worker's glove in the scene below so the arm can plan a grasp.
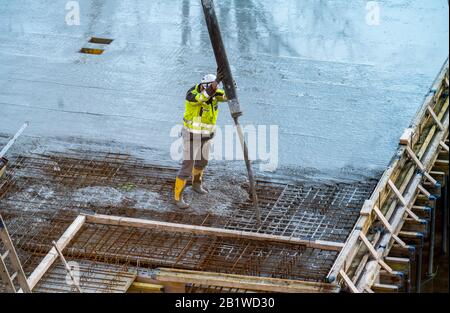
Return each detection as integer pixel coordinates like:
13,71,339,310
201,89,211,101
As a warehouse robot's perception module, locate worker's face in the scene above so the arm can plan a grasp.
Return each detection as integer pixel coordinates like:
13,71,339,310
201,82,218,92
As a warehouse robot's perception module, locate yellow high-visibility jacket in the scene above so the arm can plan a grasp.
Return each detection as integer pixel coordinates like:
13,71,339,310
183,84,227,135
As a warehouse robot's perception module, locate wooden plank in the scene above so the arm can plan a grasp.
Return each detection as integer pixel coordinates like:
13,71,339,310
326,228,363,282
390,244,414,259
0,250,15,292
430,170,446,177
163,282,186,293
352,251,370,284
85,214,344,251
440,141,449,152
435,159,449,166
128,282,163,293
26,215,86,290
426,105,444,131
359,233,394,274
372,206,407,248
339,270,360,293
399,128,414,145
0,214,31,293
360,200,373,215
402,218,428,234
406,146,438,186
0,157,7,178
385,257,410,272
372,283,399,293
418,185,431,198
155,268,340,293
405,208,421,223
417,98,449,161
379,270,405,286
388,179,407,207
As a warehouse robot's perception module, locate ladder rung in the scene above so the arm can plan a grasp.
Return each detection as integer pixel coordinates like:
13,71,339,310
1,250,9,261
10,271,18,281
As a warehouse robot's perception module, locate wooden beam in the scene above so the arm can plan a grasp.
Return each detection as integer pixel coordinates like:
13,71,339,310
418,184,432,199
379,270,405,286
326,228,363,282
0,214,31,293
405,208,421,223
399,128,414,145
426,105,444,131
85,214,344,251
440,141,449,152
406,146,438,186
129,282,164,293
372,283,399,293
388,179,407,207
339,269,360,293
385,257,410,272
155,268,339,293
360,200,373,215
372,206,407,248
26,215,86,290
435,159,449,166
359,232,394,274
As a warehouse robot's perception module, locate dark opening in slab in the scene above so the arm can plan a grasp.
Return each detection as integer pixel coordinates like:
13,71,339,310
79,48,104,55
89,37,114,44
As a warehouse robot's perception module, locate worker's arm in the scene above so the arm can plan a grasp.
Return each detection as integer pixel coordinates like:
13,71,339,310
215,89,228,102
186,86,209,104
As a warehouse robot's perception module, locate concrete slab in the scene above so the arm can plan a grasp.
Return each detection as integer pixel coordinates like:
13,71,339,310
0,0,448,179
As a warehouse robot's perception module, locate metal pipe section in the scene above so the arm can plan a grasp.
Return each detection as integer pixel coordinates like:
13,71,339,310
427,200,436,277
442,174,448,254
201,0,260,224
415,234,424,293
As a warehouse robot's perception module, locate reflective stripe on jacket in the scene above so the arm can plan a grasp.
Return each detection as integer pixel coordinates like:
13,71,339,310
183,84,226,135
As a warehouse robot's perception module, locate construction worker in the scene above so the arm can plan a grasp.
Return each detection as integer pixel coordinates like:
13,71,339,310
174,73,227,209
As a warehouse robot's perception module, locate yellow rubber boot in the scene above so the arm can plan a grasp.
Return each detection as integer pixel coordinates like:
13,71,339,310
174,177,190,209
192,168,208,195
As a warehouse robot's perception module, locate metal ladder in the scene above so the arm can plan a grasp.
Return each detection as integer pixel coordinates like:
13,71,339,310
0,214,31,293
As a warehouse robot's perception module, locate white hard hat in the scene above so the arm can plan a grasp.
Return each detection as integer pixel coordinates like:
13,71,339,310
201,74,217,85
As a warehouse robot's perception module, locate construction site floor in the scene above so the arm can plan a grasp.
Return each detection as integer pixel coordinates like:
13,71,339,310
0,143,377,290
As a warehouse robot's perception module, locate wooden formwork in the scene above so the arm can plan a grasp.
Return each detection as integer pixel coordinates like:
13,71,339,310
327,59,449,293
25,214,341,293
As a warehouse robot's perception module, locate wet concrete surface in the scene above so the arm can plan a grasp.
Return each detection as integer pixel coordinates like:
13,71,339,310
0,0,448,179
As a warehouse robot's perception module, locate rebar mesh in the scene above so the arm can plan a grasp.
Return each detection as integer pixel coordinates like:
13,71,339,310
0,150,377,291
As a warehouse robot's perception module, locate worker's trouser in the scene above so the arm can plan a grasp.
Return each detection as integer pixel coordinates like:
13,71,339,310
177,128,213,180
